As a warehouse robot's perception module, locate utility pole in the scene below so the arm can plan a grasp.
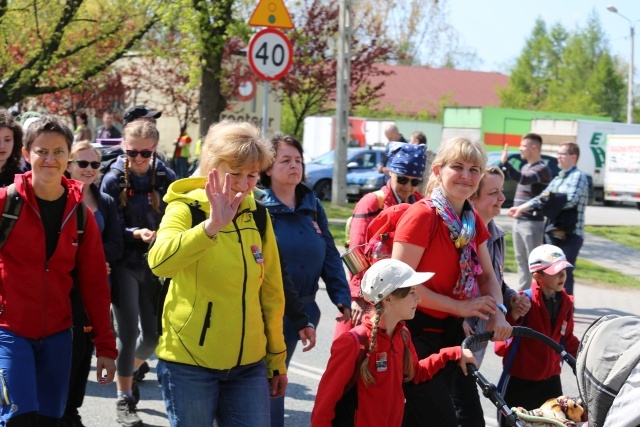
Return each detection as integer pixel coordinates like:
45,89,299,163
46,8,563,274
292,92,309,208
332,0,351,206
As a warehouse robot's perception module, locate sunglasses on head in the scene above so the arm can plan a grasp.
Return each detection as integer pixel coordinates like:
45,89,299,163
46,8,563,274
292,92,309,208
396,175,423,186
126,149,154,159
69,160,101,169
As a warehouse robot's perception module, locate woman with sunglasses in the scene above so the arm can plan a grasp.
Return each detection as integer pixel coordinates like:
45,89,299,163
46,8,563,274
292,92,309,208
100,120,175,427
335,142,427,338
391,137,512,426
63,141,123,426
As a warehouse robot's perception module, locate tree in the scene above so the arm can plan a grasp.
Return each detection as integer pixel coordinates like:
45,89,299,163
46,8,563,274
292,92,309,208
28,69,130,127
279,0,395,138
0,0,157,107
355,0,478,69
499,12,626,121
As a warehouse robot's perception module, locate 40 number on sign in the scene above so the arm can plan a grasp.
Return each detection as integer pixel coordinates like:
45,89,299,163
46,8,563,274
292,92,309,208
248,28,293,81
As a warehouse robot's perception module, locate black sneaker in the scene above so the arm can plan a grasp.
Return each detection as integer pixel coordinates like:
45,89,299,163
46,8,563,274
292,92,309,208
62,411,86,427
132,378,140,405
132,361,149,383
116,397,143,427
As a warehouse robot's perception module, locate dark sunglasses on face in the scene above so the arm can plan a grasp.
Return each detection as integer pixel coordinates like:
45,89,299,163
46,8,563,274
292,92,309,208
69,160,101,169
126,149,154,159
396,175,423,186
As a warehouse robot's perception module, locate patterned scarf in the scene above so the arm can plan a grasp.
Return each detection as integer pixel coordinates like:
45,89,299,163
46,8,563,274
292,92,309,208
430,187,482,298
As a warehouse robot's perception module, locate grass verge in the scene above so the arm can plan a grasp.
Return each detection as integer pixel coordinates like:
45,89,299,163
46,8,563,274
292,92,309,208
584,226,640,251
321,201,355,219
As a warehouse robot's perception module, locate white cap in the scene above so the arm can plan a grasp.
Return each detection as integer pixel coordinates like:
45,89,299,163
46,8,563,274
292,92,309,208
528,244,573,275
361,259,434,304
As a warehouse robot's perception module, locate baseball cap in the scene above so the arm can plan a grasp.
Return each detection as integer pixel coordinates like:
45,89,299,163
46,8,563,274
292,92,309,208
123,105,162,127
361,259,434,304
528,244,574,275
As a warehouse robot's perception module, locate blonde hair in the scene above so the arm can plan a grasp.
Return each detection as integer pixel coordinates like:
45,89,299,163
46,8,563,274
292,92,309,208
470,166,504,200
426,137,488,195
70,140,102,161
120,121,160,210
199,120,273,175
359,287,415,386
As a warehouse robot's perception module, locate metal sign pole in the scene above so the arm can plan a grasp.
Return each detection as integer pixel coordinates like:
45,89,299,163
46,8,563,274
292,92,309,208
262,81,269,135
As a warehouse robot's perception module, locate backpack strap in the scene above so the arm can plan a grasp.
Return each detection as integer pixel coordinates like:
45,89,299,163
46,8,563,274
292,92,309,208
0,184,24,251
76,201,87,244
352,189,386,219
496,289,533,394
156,201,207,335
254,200,268,238
343,329,369,394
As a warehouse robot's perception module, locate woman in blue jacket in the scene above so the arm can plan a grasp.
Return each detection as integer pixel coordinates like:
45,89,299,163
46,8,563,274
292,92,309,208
261,134,351,427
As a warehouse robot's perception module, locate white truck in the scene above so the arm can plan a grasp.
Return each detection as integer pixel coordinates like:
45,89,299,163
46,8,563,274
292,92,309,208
603,134,640,209
531,119,640,203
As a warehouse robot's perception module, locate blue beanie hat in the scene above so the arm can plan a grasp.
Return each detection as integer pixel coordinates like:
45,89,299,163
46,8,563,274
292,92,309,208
387,142,427,178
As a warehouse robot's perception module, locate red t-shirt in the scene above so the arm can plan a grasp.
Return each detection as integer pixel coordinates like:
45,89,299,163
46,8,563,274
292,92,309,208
394,201,490,319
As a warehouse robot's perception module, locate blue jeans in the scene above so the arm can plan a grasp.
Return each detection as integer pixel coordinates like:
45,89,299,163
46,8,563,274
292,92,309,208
157,359,271,427
0,328,72,422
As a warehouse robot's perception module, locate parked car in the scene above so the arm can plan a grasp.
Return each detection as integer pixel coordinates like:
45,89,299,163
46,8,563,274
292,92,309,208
487,151,560,208
304,148,385,201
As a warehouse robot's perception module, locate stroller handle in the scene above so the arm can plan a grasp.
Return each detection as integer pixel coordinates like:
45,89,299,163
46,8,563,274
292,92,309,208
461,326,576,373
461,327,576,427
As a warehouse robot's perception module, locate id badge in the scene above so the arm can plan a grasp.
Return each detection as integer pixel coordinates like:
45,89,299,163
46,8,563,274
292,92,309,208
251,245,264,264
376,352,387,372
561,320,567,336
311,220,322,234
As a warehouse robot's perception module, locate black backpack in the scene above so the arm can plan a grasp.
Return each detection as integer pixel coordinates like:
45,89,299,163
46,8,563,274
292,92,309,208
153,200,268,335
0,183,86,250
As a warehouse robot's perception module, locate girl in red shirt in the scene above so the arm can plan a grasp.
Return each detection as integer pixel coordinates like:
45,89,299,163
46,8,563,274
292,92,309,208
312,259,476,427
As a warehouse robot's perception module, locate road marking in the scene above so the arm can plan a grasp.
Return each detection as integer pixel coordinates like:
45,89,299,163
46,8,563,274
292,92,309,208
288,366,323,381
290,361,325,375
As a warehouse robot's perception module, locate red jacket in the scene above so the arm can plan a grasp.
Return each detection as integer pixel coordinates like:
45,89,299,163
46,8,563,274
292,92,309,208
347,182,423,298
0,172,117,359
312,319,461,427
495,281,578,381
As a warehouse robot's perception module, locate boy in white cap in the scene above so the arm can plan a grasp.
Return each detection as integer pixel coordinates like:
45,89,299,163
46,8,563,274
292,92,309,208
312,259,476,427
496,245,580,424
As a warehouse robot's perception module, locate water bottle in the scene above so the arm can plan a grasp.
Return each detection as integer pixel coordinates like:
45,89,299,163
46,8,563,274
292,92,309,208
371,233,391,261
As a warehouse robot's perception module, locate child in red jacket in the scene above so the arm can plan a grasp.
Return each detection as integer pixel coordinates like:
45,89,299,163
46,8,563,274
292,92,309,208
496,244,580,426
311,259,476,427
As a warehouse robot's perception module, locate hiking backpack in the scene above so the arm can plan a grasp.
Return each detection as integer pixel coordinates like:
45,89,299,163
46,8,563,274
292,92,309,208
0,183,87,250
344,190,385,249
576,315,640,427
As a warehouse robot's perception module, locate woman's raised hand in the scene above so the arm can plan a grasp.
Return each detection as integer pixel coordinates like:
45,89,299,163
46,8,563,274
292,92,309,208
204,168,248,236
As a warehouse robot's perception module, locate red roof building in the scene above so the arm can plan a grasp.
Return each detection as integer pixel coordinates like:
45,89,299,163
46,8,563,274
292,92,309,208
368,64,509,116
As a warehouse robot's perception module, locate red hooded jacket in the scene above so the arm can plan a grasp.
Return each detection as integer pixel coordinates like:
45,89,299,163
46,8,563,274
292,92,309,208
0,172,117,359
312,318,461,427
495,281,578,381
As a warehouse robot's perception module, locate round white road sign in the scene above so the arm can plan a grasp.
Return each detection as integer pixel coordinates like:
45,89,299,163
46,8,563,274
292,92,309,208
248,28,293,81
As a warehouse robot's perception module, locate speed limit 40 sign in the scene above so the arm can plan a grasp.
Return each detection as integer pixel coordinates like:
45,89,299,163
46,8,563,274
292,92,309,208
248,28,293,81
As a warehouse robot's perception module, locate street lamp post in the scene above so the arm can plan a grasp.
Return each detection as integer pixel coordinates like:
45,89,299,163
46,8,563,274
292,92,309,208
607,5,635,124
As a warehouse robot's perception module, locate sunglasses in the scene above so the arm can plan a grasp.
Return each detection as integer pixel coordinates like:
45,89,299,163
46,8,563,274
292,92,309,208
69,160,101,169
126,149,154,159
396,175,423,186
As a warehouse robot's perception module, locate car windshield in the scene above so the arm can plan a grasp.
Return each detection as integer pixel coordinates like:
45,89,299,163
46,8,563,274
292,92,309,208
309,148,361,165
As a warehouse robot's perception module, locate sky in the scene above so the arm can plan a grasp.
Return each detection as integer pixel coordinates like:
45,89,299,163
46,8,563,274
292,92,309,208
448,0,640,74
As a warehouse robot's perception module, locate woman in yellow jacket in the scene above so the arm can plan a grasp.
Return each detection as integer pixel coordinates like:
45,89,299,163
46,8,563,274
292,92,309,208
148,121,287,427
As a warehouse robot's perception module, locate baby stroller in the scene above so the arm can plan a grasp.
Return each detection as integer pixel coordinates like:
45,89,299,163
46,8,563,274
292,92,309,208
461,315,640,427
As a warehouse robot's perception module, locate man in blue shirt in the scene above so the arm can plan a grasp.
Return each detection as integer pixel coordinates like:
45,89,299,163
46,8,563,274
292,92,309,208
508,142,588,295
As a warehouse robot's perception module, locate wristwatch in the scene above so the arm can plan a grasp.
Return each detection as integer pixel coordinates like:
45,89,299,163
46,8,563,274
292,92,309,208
497,303,508,316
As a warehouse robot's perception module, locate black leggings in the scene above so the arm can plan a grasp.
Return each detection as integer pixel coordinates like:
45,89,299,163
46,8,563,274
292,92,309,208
402,313,466,427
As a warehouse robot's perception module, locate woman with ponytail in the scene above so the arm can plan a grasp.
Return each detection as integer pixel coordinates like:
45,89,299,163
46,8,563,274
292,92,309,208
100,120,175,427
311,259,476,427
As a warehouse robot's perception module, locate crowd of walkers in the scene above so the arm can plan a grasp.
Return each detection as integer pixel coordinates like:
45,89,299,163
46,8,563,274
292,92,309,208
0,106,583,427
